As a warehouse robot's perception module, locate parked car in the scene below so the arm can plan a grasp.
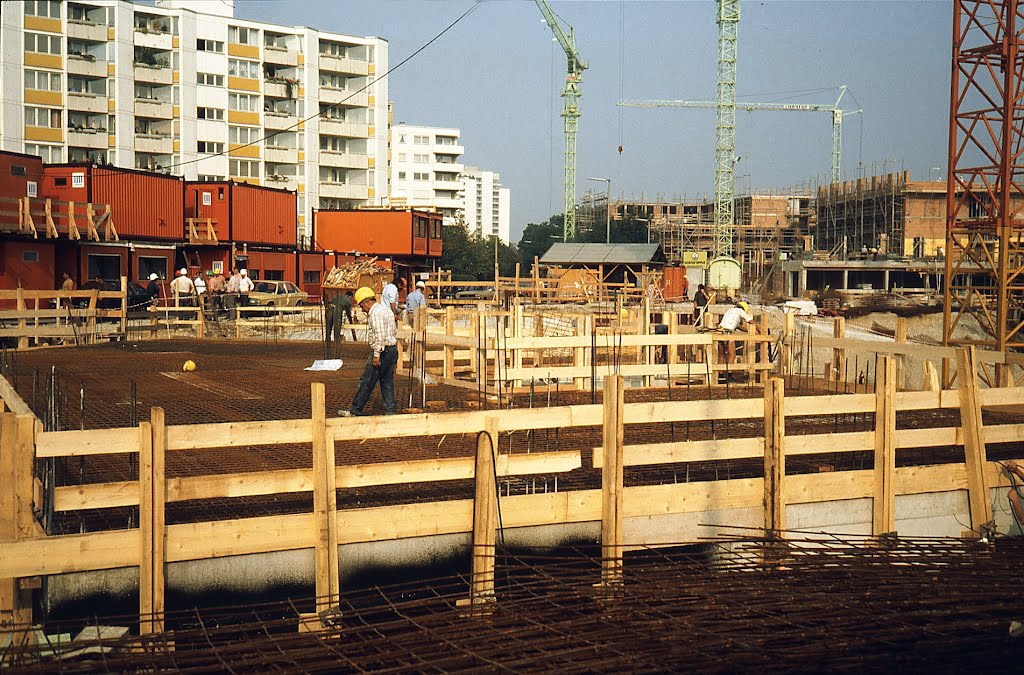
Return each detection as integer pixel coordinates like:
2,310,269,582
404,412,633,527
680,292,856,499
453,286,497,301
247,280,310,307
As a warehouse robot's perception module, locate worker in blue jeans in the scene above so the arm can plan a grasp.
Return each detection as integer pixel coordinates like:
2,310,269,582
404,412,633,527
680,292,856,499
339,286,398,416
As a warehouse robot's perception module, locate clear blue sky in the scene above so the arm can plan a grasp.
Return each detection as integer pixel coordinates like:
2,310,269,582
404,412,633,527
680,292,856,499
238,0,952,241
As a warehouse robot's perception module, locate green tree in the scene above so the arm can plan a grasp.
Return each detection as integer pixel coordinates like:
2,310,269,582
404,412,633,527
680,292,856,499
517,215,564,268
576,216,649,244
440,217,519,281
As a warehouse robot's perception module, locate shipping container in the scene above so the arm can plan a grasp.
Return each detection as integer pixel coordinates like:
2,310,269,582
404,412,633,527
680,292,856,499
0,150,44,208
0,240,55,293
188,181,296,247
234,249,296,283
297,251,330,300
183,183,231,243
660,266,691,301
42,164,185,241
314,209,442,260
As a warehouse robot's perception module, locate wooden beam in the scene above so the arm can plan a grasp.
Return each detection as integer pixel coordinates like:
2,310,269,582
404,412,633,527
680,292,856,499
0,376,32,417
66,200,81,240
0,414,34,654
311,383,339,618
956,346,993,536
894,318,908,390
469,416,499,605
763,378,785,535
43,199,57,238
873,356,896,537
139,410,166,635
601,375,624,585
85,202,99,242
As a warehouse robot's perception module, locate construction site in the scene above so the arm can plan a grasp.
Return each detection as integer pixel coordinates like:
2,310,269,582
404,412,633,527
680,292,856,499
2,0,1024,672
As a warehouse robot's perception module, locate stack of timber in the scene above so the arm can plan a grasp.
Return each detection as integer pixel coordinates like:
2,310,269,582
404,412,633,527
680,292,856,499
322,259,391,292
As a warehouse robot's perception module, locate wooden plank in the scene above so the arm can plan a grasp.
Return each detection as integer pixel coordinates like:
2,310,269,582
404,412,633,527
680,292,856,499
36,427,138,458
0,376,32,417
469,416,499,603
873,357,897,536
595,437,763,468
167,419,313,451
138,420,156,635
601,375,624,584
978,386,1024,408
786,392,875,417
501,333,713,350
763,378,785,534
956,346,993,536
502,362,710,382
895,389,961,411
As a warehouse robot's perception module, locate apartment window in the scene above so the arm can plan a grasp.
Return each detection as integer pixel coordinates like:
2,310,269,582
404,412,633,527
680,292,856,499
397,171,406,180
25,32,61,55
319,73,346,89
24,69,61,92
229,26,255,45
321,168,345,183
25,143,62,163
320,137,346,152
198,174,225,182
319,105,345,121
229,125,260,144
414,135,430,145
229,159,260,178
228,92,259,112
319,41,345,57
196,39,224,53
197,107,225,121
228,59,259,79
197,141,224,154
437,136,456,146
414,154,429,164
25,1,61,18
396,152,407,162
25,106,61,128
197,72,225,87
413,172,429,181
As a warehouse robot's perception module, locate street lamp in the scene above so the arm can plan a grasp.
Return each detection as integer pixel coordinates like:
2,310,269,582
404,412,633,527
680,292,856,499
587,177,611,243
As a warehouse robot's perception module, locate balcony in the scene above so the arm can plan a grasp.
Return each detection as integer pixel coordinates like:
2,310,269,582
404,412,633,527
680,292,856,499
319,151,367,169
319,182,366,200
264,145,298,164
319,87,367,108
134,28,173,51
134,98,173,119
318,54,368,76
135,133,173,154
67,19,108,43
434,142,464,156
67,91,108,114
265,174,298,191
67,54,107,79
134,64,173,85
434,195,463,210
433,178,462,190
67,128,108,149
264,79,297,99
264,111,297,131
318,119,367,138
263,46,299,67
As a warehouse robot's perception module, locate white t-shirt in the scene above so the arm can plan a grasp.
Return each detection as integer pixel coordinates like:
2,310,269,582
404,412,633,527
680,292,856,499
239,275,254,293
719,307,752,332
381,282,398,308
194,276,207,294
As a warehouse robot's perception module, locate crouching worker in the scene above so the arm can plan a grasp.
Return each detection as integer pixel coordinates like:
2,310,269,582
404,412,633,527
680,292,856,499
717,301,754,368
339,287,398,416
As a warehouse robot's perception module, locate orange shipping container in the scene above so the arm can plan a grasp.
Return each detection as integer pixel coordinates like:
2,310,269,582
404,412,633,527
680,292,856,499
314,209,441,258
0,150,43,205
41,164,185,241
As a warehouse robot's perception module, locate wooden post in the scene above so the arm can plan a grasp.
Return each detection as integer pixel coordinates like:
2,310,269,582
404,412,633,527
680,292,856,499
444,306,455,379
872,357,897,537
67,200,81,240
922,360,940,391
15,289,27,350
833,317,846,384
642,296,652,387
311,383,339,616
43,199,57,239
758,312,769,373
86,290,98,344
763,378,785,535
956,347,993,537
782,312,795,378
469,416,500,604
532,256,540,303
894,317,907,391
120,275,128,339
512,298,523,386
0,414,35,651
139,408,166,634
600,375,625,585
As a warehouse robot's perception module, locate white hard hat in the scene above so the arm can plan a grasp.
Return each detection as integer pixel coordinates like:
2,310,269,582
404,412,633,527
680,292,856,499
149,273,158,281
240,268,248,276
180,268,188,275
416,281,425,288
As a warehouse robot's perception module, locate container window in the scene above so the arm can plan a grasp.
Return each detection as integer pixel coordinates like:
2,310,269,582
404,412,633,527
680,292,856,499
22,250,39,263
10,165,26,177
137,256,167,281
54,177,68,187
263,269,284,281
302,270,321,284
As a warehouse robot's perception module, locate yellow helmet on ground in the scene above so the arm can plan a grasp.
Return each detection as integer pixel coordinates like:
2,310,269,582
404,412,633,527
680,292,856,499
183,359,196,372
354,286,376,305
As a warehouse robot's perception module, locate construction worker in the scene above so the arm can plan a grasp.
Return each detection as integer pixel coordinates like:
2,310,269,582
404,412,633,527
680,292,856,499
324,292,342,358
170,268,195,307
717,300,753,370
339,286,398,417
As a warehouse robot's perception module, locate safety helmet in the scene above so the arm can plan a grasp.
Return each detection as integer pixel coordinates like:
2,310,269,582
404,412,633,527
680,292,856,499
354,286,376,305
180,268,188,276
737,301,750,313
182,359,197,372
149,273,158,281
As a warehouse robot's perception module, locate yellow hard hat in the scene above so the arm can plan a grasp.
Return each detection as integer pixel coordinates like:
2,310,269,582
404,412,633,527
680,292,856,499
354,286,375,305
737,301,750,313
183,359,196,372
619,308,629,320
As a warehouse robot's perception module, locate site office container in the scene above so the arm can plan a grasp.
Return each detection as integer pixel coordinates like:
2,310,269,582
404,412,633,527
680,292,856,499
129,246,177,283
189,181,297,248
660,266,690,301
425,211,443,258
0,151,44,219
41,164,185,241
79,243,128,283
0,241,55,307
183,183,231,243
297,251,330,300
315,209,441,258
234,249,296,283
187,249,232,278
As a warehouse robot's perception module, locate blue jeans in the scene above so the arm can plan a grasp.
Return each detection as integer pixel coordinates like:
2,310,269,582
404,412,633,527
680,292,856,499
349,345,398,415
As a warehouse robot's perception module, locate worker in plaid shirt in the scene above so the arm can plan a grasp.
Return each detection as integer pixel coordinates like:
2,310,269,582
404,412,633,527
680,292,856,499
339,286,398,416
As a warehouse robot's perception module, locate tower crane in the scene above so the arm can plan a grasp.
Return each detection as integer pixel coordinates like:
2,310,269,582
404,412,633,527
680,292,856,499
618,86,861,186
535,0,587,241
711,0,740,289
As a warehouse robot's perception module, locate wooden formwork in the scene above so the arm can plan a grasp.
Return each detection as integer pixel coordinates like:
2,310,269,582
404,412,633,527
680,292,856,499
0,282,128,348
1,345,1023,641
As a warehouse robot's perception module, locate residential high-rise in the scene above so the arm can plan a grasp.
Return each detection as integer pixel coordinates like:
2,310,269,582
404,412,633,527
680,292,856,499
0,0,390,240
388,123,463,224
461,165,510,243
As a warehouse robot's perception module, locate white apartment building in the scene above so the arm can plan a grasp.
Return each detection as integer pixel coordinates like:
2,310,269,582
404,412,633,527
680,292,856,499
389,123,463,225
461,165,510,243
0,0,390,239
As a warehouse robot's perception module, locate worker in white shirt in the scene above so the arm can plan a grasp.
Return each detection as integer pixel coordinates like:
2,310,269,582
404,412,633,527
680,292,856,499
717,301,753,367
170,268,195,307
238,268,254,308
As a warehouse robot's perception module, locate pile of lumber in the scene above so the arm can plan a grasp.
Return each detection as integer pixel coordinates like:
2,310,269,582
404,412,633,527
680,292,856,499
322,259,391,290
